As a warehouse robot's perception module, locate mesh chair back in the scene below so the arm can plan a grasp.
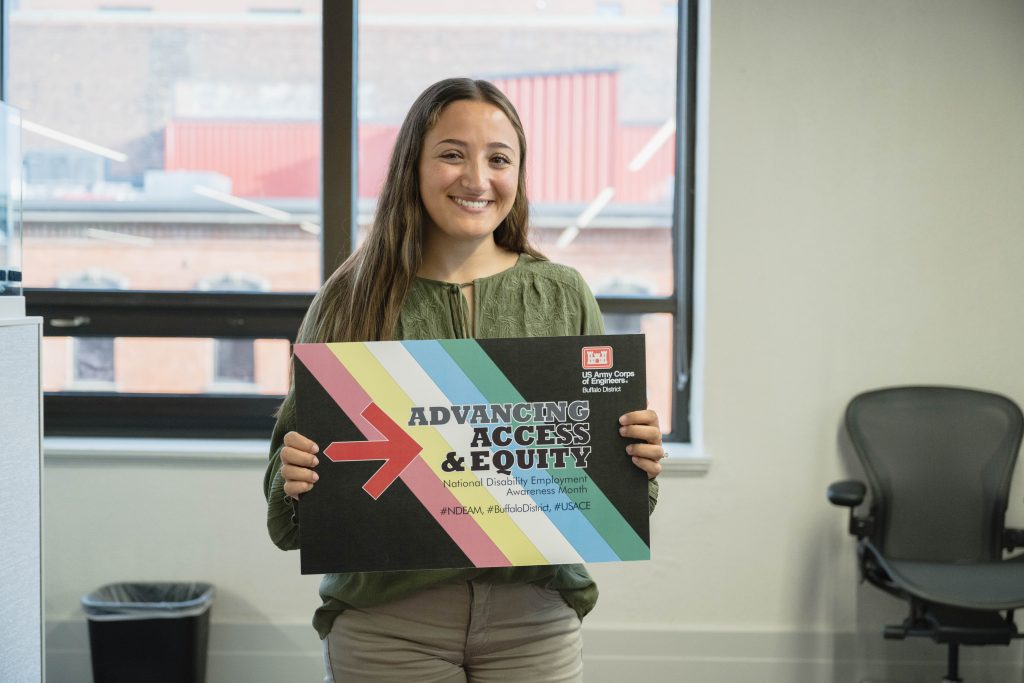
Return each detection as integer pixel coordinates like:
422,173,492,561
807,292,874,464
846,386,1023,563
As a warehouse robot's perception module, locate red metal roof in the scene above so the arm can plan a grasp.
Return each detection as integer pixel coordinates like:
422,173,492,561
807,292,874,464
165,71,674,204
165,120,320,198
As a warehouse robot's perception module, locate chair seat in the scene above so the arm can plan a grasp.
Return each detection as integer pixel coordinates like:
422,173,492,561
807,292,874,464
873,549,1024,611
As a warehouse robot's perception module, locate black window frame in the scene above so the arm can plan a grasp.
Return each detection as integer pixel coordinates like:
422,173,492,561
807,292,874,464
9,0,697,441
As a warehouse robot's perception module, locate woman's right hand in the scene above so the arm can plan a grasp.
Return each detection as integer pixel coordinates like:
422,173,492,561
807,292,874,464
281,431,320,500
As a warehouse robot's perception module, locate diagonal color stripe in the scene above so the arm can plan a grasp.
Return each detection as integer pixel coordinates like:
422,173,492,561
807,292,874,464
404,340,620,562
293,344,380,439
370,342,581,565
439,338,649,561
329,343,513,567
301,342,509,567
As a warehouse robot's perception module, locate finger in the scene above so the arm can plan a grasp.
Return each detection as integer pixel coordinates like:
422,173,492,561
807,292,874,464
283,431,320,454
630,455,662,480
283,479,315,500
618,410,659,428
282,463,319,484
281,446,320,468
619,423,662,445
626,443,667,462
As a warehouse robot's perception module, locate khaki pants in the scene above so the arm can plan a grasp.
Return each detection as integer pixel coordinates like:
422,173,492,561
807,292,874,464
323,580,583,682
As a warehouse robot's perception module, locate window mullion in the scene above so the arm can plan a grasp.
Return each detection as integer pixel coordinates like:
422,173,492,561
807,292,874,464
322,0,358,281
670,0,698,442
26,289,311,339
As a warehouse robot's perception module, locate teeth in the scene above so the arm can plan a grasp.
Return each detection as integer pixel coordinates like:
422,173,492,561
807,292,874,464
452,197,488,209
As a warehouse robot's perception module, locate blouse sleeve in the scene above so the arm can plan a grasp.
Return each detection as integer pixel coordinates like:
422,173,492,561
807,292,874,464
572,268,659,515
263,398,301,551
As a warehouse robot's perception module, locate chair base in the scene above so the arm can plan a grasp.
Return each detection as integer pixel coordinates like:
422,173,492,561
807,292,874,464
883,604,1019,682
884,604,1017,645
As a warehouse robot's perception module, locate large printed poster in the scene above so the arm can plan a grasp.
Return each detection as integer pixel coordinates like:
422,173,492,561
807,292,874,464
294,334,649,574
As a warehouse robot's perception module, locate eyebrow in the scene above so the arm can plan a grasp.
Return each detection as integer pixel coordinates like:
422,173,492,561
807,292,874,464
433,138,515,152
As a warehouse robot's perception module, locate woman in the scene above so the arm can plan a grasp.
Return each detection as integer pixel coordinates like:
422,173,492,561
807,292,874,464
264,77,666,682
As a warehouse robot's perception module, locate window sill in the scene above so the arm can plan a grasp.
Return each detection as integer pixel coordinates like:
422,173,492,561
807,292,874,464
659,441,710,477
43,436,270,464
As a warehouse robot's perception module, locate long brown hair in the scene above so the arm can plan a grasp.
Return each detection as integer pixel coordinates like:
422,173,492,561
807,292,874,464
278,78,542,419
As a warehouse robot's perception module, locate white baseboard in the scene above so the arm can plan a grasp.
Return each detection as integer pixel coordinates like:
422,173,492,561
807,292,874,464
46,620,1024,683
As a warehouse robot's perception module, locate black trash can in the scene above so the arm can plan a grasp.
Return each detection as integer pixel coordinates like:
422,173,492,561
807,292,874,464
81,582,214,683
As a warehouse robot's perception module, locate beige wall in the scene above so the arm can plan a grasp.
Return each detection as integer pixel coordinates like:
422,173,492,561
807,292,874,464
43,0,1024,679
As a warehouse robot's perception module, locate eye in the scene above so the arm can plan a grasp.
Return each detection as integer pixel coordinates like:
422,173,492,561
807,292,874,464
439,150,463,161
490,154,513,167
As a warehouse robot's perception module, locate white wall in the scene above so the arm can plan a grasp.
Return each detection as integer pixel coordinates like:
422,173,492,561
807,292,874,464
43,1,1024,680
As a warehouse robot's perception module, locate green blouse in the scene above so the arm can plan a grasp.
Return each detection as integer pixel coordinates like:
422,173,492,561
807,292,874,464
263,253,660,638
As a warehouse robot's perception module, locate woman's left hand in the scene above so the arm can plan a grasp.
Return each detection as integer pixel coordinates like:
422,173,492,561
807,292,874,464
619,409,666,480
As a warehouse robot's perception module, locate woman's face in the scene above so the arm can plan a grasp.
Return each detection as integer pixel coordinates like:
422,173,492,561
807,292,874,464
418,100,520,245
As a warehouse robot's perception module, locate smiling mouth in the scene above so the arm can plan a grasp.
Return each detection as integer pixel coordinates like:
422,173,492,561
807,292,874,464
450,196,492,209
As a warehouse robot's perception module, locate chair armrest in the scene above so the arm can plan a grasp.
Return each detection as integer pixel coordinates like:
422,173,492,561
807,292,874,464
1003,528,1024,552
827,479,873,538
827,480,866,507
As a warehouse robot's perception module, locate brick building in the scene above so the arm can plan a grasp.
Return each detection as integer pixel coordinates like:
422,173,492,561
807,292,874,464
11,1,680,423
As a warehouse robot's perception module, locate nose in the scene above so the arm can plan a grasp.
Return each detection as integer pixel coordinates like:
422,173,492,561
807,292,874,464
460,159,487,194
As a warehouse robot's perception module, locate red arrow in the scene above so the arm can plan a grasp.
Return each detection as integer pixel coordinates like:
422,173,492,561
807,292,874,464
323,402,423,500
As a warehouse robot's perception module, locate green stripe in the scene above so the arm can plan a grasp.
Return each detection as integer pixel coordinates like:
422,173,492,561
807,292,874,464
439,339,649,560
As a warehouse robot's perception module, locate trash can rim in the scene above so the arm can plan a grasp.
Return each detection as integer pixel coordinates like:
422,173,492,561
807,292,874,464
81,582,215,613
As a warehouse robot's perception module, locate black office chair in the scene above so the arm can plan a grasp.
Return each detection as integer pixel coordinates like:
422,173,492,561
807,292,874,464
828,386,1024,683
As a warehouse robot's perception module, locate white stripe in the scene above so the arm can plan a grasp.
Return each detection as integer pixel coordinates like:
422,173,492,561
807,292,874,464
84,228,154,246
626,118,676,172
368,342,584,564
575,186,616,228
193,185,293,222
555,186,615,248
21,119,128,163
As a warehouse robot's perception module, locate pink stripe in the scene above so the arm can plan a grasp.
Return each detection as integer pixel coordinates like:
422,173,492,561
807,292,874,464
295,343,510,567
293,344,381,439
400,458,512,568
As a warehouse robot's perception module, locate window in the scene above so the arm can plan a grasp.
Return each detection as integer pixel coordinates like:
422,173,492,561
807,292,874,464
73,338,115,383
355,0,697,440
57,270,126,390
9,0,697,441
214,338,255,384
198,271,268,390
9,0,320,436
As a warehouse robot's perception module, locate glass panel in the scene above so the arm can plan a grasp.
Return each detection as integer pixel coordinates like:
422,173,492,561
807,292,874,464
9,1,322,292
634,313,673,436
0,103,24,296
357,1,677,295
42,337,291,394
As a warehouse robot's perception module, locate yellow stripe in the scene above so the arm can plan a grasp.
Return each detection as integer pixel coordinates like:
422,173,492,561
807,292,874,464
328,343,547,565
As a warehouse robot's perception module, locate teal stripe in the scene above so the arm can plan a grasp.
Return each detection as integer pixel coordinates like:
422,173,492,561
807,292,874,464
438,339,649,561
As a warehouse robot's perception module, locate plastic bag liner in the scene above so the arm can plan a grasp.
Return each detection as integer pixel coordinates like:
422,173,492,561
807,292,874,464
82,582,214,622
